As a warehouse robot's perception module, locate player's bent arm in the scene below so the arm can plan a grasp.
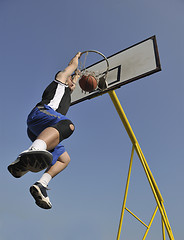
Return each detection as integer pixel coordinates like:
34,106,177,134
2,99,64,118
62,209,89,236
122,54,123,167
72,70,80,85
56,52,81,84
70,72,80,92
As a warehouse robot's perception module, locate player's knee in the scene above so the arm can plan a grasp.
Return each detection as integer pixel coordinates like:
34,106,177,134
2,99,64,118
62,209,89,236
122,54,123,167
52,119,75,142
69,124,75,131
58,152,71,166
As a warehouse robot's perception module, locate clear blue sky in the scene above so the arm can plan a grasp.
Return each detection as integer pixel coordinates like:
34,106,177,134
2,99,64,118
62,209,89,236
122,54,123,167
0,0,183,239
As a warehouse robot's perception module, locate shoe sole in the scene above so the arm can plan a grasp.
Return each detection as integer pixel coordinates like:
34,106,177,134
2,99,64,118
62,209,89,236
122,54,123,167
30,185,52,209
8,151,53,178
7,158,29,178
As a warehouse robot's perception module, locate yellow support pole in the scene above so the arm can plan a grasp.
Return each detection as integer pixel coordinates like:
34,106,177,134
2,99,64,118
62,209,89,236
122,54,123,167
135,143,174,240
135,144,173,236
108,90,163,202
108,90,174,240
161,202,167,240
162,217,166,240
142,206,158,240
125,207,149,228
116,146,134,240
161,201,171,232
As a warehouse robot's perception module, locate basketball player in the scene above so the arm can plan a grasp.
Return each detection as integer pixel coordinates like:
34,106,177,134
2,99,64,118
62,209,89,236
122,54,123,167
8,52,81,209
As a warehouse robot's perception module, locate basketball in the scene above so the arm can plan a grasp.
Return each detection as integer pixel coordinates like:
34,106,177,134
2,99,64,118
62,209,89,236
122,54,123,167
79,75,97,92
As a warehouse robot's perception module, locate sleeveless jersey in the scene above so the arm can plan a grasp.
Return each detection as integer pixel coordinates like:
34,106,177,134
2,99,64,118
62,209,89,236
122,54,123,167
37,79,71,115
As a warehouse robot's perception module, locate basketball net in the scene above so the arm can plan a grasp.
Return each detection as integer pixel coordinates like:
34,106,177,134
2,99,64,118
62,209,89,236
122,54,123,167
78,50,109,91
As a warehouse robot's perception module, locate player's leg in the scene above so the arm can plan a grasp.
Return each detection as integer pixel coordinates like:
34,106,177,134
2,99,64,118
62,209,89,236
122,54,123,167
22,119,74,174
7,126,55,178
36,123,74,151
24,113,74,164
8,106,74,178
27,105,75,151
7,128,38,178
46,151,71,177
30,150,71,209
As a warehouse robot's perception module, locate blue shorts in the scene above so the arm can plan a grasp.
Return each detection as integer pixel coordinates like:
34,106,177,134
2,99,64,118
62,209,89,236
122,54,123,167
27,104,70,165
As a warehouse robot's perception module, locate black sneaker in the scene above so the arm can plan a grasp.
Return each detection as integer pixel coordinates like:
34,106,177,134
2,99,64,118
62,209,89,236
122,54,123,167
8,149,53,178
7,156,29,178
30,182,52,209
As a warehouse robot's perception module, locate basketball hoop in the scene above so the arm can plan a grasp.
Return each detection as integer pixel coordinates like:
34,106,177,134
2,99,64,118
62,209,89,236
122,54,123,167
78,50,109,91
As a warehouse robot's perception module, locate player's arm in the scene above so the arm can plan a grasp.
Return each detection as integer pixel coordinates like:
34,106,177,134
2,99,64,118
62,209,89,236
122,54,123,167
56,52,81,84
70,70,81,92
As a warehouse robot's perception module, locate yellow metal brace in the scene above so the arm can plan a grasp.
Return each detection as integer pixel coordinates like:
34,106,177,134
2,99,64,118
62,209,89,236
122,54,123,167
108,90,174,240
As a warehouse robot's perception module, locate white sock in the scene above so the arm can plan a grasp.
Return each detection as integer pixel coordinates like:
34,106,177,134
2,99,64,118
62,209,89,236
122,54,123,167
38,173,52,188
29,139,47,151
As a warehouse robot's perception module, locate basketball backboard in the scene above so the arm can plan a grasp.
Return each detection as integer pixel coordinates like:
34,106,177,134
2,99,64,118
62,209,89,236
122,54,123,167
71,35,161,105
